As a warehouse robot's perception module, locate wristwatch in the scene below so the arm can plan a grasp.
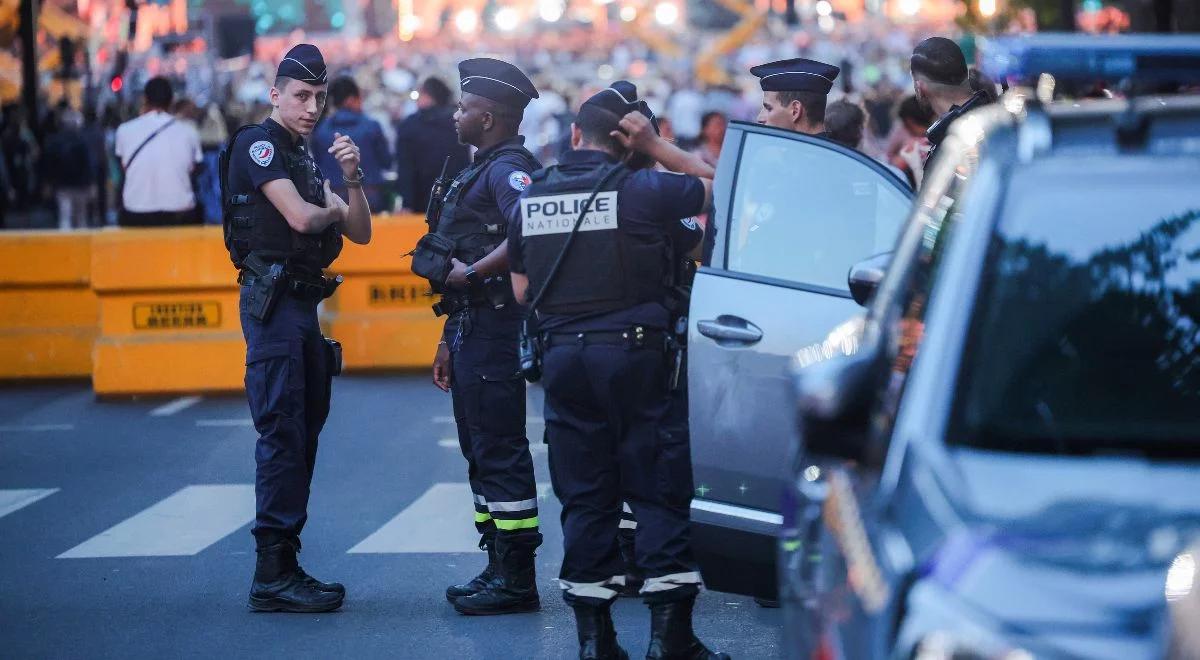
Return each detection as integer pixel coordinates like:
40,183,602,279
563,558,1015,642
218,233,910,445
465,265,482,287
343,167,365,188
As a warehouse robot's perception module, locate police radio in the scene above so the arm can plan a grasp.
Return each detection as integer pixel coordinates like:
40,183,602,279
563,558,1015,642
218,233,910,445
426,156,453,232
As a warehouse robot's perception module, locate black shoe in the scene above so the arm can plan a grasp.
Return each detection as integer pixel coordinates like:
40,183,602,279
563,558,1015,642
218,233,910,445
572,601,629,660
646,596,730,660
296,566,346,596
446,533,499,602
453,532,542,616
248,540,343,613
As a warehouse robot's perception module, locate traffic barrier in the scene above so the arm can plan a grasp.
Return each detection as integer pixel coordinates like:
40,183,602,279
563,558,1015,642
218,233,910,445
0,230,96,379
322,214,442,371
90,227,244,395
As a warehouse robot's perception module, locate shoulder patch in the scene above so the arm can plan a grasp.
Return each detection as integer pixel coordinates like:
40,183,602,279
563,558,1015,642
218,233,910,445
508,171,532,192
249,140,275,167
681,217,699,231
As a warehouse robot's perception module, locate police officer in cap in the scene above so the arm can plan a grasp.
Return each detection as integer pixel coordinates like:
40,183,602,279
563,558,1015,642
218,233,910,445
426,57,544,616
510,82,730,660
751,57,841,136
221,43,372,613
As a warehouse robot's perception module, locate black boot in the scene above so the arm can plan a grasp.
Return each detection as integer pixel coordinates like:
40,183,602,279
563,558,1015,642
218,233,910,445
248,540,344,613
453,532,541,615
446,533,499,602
645,596,730,660
616,528,644,598
572,601,630,660
291,537,346,596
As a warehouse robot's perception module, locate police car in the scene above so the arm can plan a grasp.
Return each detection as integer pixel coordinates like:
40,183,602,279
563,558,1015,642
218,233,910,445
686,104,914,598
785,35,1200,659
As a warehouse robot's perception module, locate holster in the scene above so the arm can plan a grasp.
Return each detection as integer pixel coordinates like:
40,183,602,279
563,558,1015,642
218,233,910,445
240,254,286,323
324,337,343,377
518,318,543,383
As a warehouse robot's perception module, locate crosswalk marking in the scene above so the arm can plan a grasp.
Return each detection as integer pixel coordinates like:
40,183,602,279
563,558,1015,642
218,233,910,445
348,483,551,554
0,424,75,432
438,437,546,454
0,488,60,520
58,485,255,559
195,419,254,428
150,396,202,417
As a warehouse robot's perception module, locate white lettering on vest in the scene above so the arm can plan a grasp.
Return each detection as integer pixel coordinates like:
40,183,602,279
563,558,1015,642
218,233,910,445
521,191,619,237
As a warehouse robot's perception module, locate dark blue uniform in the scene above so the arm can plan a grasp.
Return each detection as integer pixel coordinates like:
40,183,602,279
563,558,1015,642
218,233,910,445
313,108,392,210
509,149,706,604
226,117,338,548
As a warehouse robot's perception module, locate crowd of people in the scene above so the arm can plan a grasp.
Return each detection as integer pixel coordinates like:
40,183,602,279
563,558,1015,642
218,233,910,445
0,14,955,230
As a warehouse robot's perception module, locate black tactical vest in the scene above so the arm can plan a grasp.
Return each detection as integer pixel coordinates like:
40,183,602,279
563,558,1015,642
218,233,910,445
220,124,343,271
519,162,671,316
434,144,536,265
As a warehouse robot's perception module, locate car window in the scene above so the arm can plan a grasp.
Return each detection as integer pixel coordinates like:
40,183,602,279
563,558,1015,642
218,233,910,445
725,132,910,291
952,157,1200,455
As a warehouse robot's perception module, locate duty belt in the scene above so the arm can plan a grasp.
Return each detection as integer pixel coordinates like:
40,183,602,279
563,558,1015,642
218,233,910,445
543,326,667,350
238,266,341,301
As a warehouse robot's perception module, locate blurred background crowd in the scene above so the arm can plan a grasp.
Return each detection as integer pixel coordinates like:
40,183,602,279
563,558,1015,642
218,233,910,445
0,0,1195,229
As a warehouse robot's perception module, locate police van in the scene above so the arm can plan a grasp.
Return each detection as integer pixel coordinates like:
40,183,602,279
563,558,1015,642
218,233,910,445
784,35,1200,659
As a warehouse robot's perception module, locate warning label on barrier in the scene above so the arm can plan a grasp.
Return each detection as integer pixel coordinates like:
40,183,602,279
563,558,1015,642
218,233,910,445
133,302,221,330
368,283,428,306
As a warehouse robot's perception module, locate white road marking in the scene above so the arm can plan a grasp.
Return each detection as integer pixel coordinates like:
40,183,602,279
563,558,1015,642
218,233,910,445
438,437,545,454
58,485,255,558
348,483,550,554
438,438,459,448
149,396,202,417
0,424,75,432
195,419,254,428
431,416,544,424
0,488,60,519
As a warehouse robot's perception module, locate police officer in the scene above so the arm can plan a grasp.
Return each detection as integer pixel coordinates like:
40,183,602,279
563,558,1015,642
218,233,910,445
910,37,994,170
751,57,841,135
509,83,730,660
221,44,372,613
425,58,543,616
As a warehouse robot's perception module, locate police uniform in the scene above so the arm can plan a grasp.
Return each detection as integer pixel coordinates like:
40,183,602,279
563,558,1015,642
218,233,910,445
429,58,545,616
510,83,729,659
220,44,344,613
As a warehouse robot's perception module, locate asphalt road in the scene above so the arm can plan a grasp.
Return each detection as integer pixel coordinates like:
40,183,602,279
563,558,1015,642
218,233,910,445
0,375,781,659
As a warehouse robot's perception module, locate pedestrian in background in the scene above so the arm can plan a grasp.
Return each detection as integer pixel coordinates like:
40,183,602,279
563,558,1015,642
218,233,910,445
313,76,393,211
394,76,470,213
41,108,98,230
691,111,727,168
825,100,867,151
114,77,203,226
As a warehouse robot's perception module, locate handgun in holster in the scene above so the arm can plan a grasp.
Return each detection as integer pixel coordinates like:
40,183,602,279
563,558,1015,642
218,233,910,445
241,253,286,323
667,314,688,392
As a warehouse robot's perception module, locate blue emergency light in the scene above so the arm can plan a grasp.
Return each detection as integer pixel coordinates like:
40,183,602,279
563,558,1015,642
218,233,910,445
980,34,1200,84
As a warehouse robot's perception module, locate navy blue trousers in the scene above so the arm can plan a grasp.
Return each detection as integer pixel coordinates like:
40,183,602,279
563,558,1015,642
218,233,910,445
447,304,540,542
543,340,699,605
240,288,333,547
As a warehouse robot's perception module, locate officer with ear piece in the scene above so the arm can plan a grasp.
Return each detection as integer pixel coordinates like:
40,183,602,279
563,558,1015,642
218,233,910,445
412,57,544,616
508,82,731,660
220,43,372,613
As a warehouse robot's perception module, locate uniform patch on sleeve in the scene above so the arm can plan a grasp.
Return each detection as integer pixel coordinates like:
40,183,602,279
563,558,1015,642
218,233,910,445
680,217,699,231
249,140,275,167
508,171,532,191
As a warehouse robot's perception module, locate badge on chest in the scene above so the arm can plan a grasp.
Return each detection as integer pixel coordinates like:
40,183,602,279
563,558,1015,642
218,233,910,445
520,191,619,237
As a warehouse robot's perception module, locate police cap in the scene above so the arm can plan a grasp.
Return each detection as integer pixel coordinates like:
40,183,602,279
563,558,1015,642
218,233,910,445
750,58,840,94
580,80,659,135
458,58,539,109
277,44,328,85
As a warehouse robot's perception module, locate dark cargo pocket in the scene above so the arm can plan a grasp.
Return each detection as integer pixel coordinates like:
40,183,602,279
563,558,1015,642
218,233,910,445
244,339,303,430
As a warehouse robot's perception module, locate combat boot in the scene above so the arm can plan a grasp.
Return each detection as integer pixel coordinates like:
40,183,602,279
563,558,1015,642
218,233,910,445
446,532,499,602
248,539,344,613
645,596,730,660
572,601,629,660
291,537,346,596
453,532,541,615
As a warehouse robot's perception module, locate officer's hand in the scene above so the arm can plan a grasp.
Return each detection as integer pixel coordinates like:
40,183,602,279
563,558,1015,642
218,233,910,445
445,258,469,289
328,132,362,179
432,342,451,392
611,112,658,155
323,179,349,219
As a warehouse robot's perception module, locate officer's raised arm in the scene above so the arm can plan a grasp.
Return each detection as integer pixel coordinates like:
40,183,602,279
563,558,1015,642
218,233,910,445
612,111,714,208
326,131,372,244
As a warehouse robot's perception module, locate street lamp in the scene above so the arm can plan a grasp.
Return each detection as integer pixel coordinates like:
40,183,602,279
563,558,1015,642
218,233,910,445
979,0,997,18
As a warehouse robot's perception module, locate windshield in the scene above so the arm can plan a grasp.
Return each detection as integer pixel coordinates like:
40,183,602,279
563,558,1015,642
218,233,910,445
952,156,1200,456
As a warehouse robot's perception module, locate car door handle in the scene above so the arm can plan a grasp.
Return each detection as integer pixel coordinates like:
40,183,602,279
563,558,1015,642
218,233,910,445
697,317,763,344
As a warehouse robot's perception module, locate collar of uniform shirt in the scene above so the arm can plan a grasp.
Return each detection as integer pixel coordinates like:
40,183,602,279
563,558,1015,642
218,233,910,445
559,149,618,166
473,135,526,160
263,117,305,148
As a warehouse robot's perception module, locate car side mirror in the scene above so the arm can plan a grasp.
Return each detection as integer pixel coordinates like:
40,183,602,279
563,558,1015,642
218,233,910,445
848,253,891,307
792,333,883,464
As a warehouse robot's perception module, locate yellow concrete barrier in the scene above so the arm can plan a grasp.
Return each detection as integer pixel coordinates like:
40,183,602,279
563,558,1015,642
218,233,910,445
322,214,442,371
90,227,244,395
0,230,96,379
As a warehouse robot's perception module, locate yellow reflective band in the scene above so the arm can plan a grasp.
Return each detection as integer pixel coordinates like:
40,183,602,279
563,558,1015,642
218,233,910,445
494,516,539,531
475,512,493,523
